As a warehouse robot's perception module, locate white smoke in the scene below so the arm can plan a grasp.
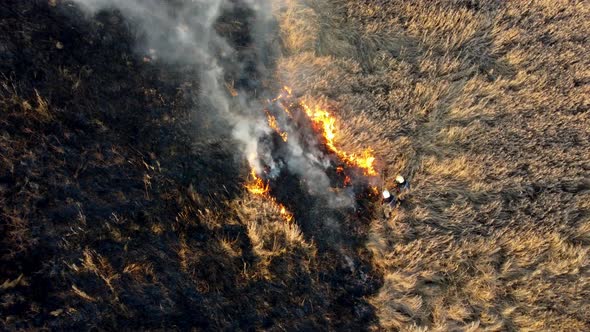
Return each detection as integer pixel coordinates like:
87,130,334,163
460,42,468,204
72,0,356,207
73,0,270,167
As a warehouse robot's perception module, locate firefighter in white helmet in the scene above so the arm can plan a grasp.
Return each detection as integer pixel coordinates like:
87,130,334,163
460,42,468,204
382,189,396,218
394,175,410,202
382,189,396,206
395,175,409,191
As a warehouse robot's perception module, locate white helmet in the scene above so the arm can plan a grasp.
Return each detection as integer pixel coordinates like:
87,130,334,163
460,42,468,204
382,190,391,199
395,175,405,184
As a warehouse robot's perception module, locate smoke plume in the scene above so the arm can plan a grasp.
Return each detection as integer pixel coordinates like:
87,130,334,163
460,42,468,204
72,0,356,207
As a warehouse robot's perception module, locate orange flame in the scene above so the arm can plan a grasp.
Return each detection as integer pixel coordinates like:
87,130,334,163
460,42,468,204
246,170,294,223
344,175,352,186
245,86,378,222
301,100,377,176
245,169,269,195
279,204,294,222
370,186,379,196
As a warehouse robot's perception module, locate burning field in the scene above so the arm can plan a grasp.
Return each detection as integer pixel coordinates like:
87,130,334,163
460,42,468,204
1,0,589,330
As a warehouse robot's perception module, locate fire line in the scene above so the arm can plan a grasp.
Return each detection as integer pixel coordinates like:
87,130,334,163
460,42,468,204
300,99,377,176
245,86,379,223
245,169,294,223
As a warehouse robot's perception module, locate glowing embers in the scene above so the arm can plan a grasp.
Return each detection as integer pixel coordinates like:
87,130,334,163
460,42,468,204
300,99,377,176
265,111,288,142
246,169,294,223
264,87,294,142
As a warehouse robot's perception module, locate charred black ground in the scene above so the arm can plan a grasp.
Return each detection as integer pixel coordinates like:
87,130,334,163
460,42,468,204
0,1,383,330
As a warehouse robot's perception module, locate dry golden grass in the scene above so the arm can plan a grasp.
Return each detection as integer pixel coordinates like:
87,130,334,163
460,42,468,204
276,0,589,330
233,195,316,281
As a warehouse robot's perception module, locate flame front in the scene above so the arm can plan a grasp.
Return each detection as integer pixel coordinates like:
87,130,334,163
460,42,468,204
245,169,269,195
301,100,377,176
245,86,378,222
246,169,294,223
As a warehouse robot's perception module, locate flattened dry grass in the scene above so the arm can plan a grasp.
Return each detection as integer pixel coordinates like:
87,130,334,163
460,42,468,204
276,0,590,330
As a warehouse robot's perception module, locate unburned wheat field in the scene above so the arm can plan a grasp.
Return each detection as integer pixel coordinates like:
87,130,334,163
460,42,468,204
0,0,588,331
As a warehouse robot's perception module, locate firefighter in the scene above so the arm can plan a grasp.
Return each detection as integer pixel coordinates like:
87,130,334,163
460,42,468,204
382,189,396,218
394,175,410,202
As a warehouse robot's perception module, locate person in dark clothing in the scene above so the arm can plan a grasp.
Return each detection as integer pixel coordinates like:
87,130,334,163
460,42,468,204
382,189,396,206
395,175,410,195
382,189,396,218
394,175,410,202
